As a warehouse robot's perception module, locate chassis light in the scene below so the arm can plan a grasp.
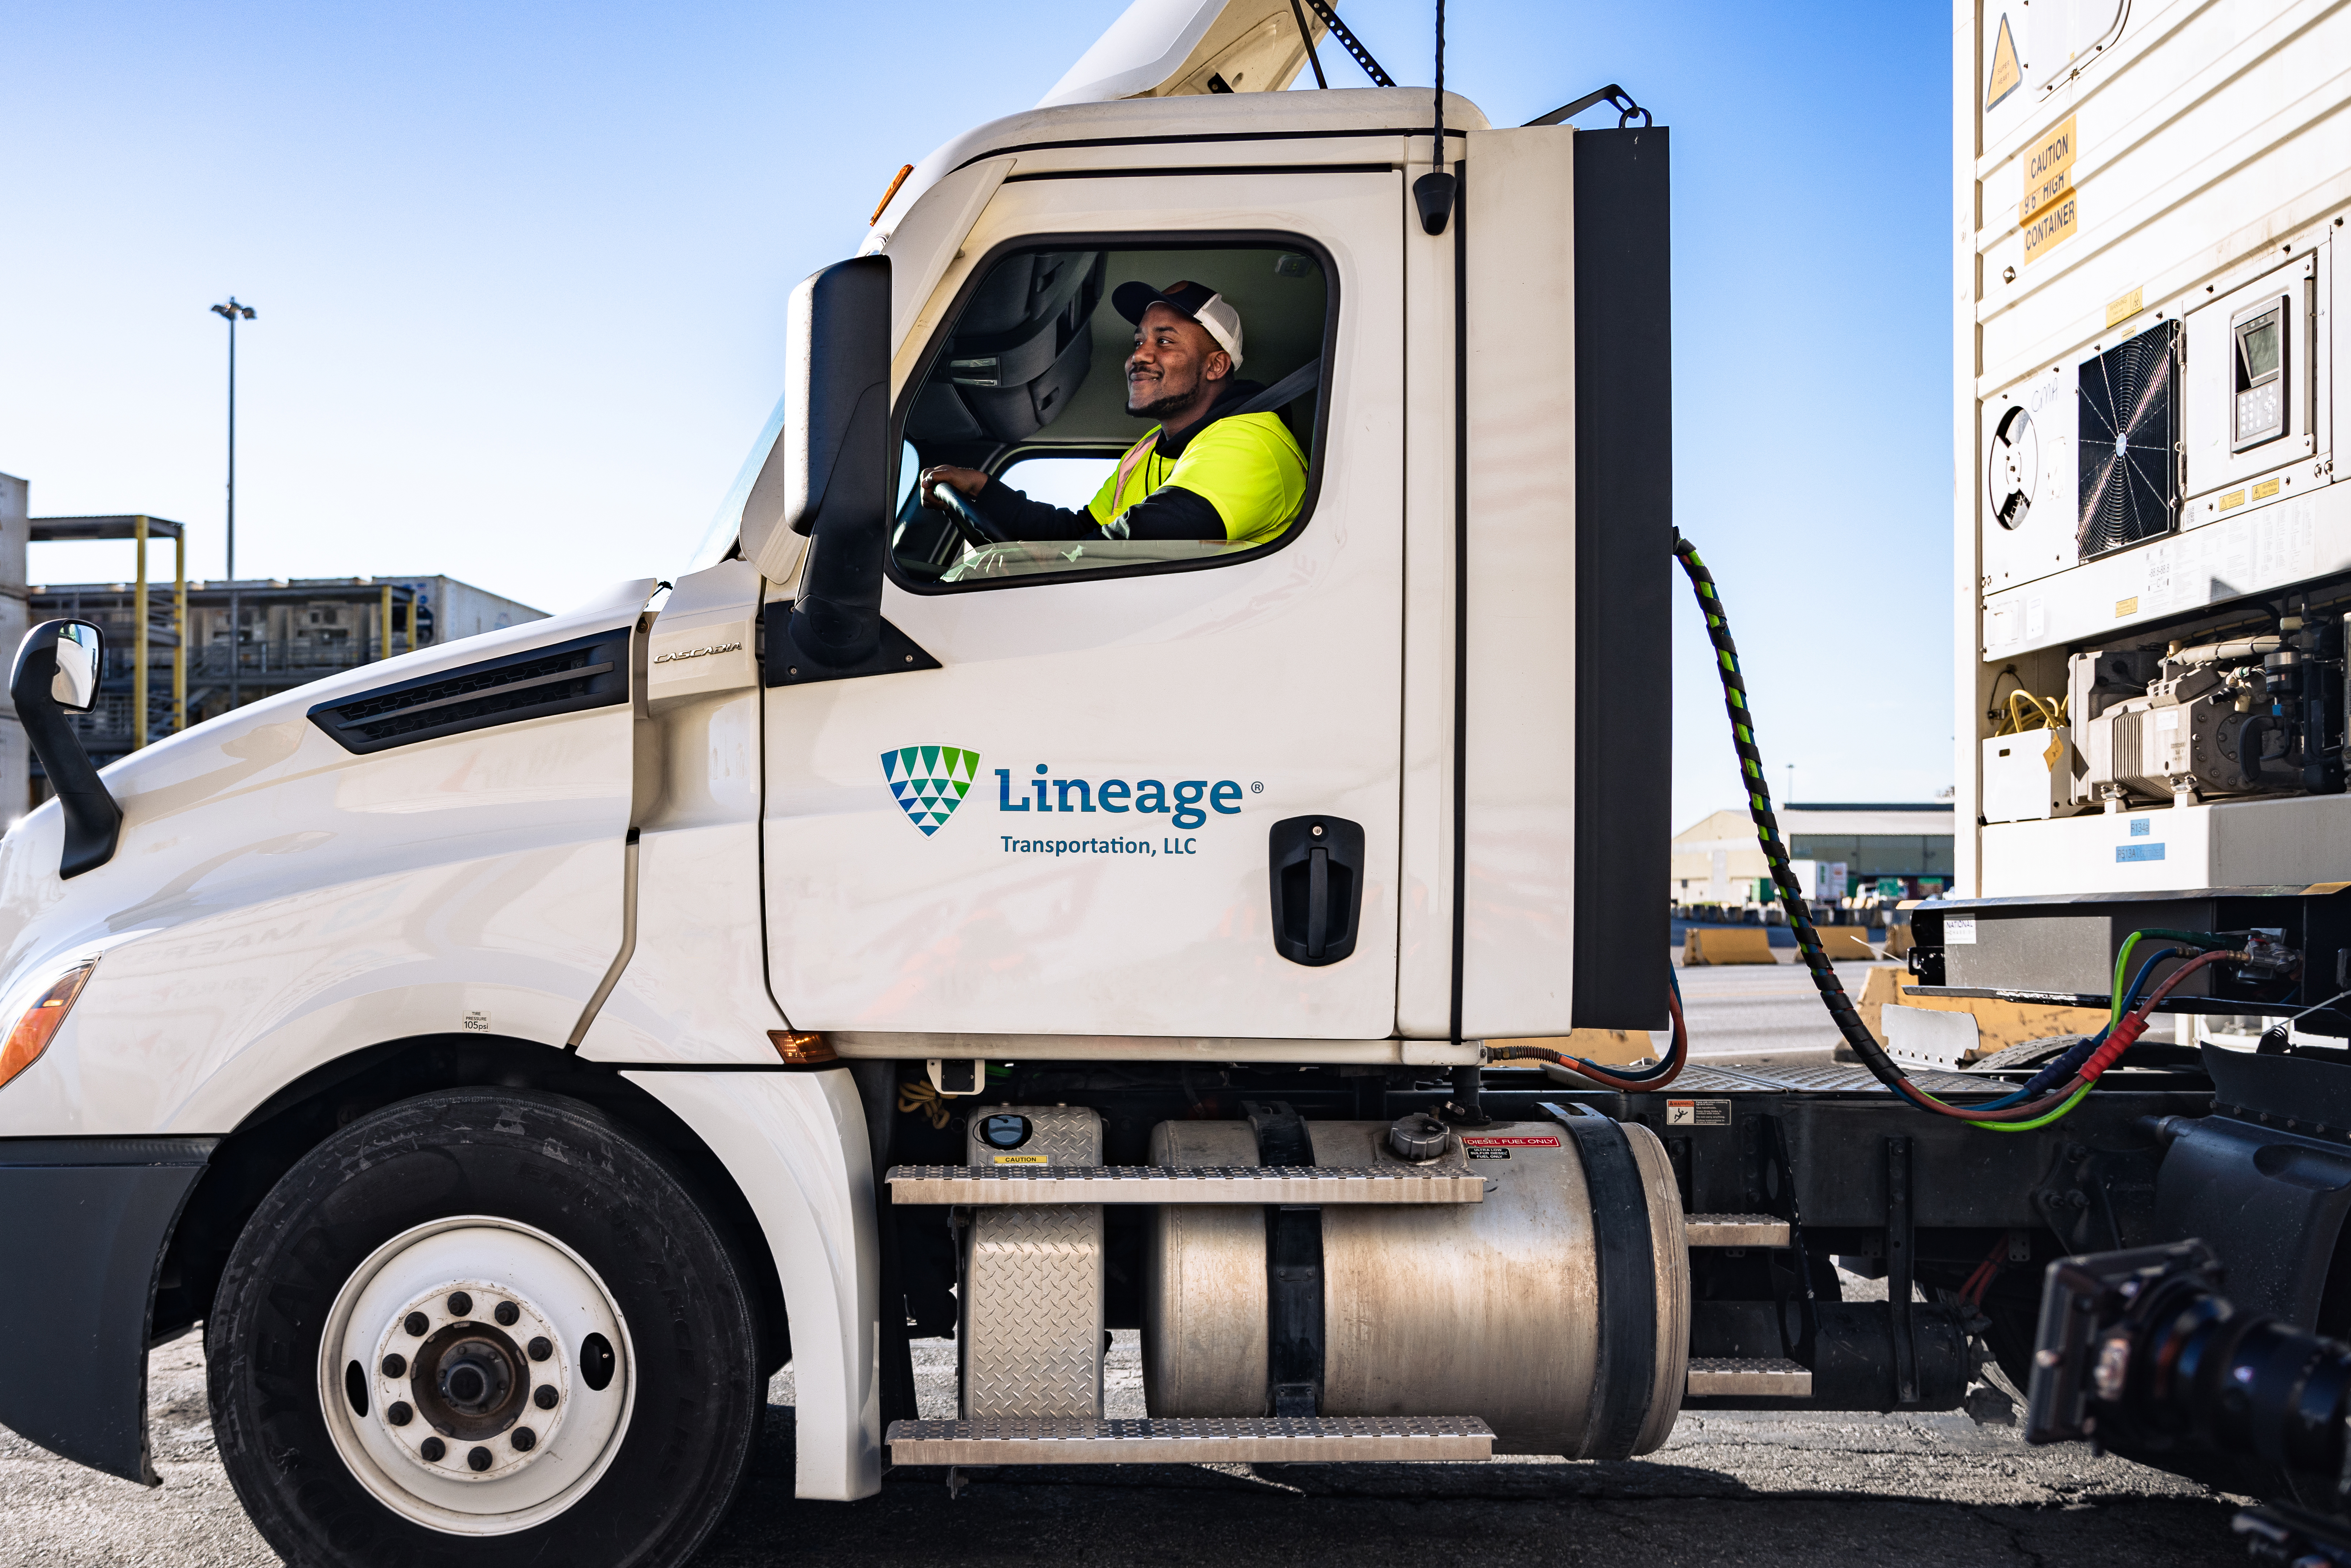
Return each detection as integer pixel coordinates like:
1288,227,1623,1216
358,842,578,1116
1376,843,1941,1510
0,963,95,1092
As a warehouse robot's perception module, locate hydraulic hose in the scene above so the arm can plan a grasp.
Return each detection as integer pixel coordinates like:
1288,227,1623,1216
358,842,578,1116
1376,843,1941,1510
1672,531,2237,1129
1486,967,1689,1090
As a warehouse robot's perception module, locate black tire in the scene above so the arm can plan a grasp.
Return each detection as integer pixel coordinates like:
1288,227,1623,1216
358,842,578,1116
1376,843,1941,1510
207,1087,762,1568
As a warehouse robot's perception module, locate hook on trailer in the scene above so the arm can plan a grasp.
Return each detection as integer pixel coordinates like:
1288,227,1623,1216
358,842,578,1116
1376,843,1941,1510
1527,84,1652,130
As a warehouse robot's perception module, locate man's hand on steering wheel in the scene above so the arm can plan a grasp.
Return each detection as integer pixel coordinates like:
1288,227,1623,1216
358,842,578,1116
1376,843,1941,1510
917,465,1002,549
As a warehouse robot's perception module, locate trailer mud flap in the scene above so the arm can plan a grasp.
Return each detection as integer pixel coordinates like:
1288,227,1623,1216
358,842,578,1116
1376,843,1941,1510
0,1137,214,1484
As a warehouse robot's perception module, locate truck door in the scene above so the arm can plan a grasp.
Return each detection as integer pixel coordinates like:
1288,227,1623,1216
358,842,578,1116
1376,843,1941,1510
761,169,1405,1043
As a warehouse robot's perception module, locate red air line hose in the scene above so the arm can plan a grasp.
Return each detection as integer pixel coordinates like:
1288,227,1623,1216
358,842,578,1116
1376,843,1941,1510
1883,948,2243,1123
1485,979,1690,1091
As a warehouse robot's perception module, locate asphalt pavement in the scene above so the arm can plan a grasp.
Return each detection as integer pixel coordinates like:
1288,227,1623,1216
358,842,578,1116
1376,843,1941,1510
0,1329,2245,1568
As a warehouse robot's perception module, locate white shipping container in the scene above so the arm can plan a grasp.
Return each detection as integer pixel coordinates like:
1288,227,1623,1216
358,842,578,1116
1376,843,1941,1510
1955,0,2351,894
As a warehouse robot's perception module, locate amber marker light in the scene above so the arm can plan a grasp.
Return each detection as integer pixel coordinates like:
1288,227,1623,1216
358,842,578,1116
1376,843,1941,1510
0,963,96,1092
768,1030,836,1067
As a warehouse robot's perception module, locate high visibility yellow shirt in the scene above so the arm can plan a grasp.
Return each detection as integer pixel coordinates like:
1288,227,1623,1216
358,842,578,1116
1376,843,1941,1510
1086,411,1308,544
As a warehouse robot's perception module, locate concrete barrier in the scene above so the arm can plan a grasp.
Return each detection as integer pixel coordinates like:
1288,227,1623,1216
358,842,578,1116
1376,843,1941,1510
1813,929,1877,961
1682,927,1779,965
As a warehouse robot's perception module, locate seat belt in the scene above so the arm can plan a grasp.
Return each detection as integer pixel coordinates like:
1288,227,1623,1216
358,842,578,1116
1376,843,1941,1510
1232,360,1322,418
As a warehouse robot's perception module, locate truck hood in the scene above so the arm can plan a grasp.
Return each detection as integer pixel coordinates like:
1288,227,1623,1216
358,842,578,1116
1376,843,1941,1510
0,578,656,990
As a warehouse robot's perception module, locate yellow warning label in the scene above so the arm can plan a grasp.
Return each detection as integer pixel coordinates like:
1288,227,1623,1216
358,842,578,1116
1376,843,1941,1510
2115,596,2140,617
2023,169,2072,225
1986,14,2023,110
2042,731,2064,769
2220,489,2247,511
2253,476,2282,500
2022,192,2078,264
2020,115,2077,226
2105,286,2143,328
991,1154,1049,1164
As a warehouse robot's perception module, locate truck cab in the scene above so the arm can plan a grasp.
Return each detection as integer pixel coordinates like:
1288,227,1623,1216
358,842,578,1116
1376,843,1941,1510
0,3,1680,1562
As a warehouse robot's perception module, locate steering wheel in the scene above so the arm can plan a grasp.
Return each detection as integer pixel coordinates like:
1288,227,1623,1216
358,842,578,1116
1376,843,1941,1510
932,483,1002,550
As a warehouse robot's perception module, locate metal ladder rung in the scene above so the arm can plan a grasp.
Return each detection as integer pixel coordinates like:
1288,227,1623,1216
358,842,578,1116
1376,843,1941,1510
1684,1212,1792,1246
885,1164,1485,1205
1686,1357,1812,1397
885,1414,1495,1465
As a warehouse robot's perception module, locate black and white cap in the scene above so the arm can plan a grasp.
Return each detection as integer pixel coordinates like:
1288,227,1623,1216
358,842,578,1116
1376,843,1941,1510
1112,279,1245,369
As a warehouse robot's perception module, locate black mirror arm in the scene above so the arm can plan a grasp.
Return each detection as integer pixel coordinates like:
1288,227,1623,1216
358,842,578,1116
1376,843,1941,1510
9,629,122,880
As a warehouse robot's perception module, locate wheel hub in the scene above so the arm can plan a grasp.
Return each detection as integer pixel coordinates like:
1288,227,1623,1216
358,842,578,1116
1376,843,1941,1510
319,1217,634,1532
381,1299,556,1465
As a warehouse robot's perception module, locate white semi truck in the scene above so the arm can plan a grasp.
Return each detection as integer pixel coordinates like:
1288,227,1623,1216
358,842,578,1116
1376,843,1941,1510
13,0,2351,1561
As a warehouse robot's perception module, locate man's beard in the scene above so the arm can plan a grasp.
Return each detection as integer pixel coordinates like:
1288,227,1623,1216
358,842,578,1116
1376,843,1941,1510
1126,372,1198,420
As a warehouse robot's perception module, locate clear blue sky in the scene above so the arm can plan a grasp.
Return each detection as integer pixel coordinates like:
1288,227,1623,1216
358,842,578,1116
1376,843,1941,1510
3,0,1953,829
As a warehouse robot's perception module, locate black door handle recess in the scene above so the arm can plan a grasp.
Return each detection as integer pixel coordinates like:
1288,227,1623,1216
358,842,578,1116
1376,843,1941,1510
1268,815,1365,966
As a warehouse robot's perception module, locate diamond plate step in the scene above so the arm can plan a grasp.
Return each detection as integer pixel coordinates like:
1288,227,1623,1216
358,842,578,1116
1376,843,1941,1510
1686,1357,1813,1397
886,1415,1496,1465
1684,1212,1792,1246
887,1165,1486,1204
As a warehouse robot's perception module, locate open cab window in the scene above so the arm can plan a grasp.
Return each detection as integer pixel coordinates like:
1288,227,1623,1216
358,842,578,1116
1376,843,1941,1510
890,241,1332,590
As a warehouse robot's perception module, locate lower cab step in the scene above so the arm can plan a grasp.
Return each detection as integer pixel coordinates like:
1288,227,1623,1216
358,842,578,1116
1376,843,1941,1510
885,1415,1496,1465
1685,1356,1813,1397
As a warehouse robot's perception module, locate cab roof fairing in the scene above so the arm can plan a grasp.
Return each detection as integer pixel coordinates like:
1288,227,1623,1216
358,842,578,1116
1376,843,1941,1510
861,87,1494,252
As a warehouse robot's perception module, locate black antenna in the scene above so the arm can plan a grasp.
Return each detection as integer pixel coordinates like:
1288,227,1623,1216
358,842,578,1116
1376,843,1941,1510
1411,0,1456,235
1297,0,1394,86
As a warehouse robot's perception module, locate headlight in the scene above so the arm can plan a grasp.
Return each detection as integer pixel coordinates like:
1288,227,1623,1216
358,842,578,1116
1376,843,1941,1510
0,962,95,1093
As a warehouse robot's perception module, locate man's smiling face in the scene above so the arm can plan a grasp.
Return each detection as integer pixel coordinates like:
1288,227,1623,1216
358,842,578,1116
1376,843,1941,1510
1126,303,1230,420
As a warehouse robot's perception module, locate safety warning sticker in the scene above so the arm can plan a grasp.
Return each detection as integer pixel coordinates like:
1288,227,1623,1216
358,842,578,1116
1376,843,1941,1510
1665,1100,1731,1128
1985,13,2022,110
991,1154,1050,1164
1460,1134,1561,1159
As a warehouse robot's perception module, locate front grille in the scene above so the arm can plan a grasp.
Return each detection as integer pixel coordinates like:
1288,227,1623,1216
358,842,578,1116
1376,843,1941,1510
308,627,631,755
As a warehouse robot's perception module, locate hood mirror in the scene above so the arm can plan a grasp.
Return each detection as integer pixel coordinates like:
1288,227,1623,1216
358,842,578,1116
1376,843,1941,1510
10,620,121,879
48,622,100,712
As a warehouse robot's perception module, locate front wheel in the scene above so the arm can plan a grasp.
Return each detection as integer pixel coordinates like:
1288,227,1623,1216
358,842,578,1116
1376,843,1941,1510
208,1087,763,1567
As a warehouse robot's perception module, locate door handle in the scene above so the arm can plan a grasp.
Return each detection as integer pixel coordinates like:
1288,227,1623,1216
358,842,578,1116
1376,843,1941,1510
1268,816,1365,967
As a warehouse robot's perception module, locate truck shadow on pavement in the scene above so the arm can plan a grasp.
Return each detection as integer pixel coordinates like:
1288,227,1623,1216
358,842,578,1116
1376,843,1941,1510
694,1404,2247,1568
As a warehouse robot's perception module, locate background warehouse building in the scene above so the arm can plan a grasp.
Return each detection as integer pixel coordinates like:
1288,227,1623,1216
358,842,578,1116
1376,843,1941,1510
1670,802,1956,905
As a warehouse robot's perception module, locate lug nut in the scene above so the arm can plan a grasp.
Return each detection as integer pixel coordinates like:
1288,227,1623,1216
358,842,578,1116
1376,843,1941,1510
420,1437,447,1462
448,1291,473,1317
533,1385,558,1410
404,1311,429,1337
511,1427,536,1452
527,1336,552,1362
386,1401,413,1427
381,1353,407,1378
467,1446,493,1471
494,1300,520,1327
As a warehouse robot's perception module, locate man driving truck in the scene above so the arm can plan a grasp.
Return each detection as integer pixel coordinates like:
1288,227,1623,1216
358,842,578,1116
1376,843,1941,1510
920,279,1308,547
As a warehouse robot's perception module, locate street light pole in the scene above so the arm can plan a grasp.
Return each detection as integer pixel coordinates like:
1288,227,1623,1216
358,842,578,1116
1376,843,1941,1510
210,297,256,712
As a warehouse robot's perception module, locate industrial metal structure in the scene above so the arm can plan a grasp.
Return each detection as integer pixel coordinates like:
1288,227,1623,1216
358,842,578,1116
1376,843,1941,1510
24,537,544,792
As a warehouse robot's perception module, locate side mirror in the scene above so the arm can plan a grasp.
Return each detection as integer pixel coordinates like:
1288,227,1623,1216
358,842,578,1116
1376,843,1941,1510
743,255,910,679
10,620,121,879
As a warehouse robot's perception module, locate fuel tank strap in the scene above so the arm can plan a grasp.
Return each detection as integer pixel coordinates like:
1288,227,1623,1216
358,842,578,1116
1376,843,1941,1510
1548,1105,1659,1460
1246,1102,1324,1417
